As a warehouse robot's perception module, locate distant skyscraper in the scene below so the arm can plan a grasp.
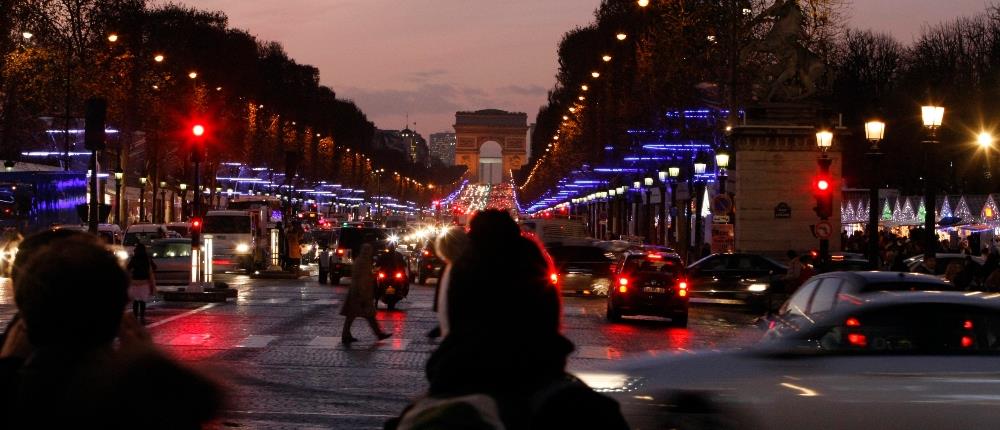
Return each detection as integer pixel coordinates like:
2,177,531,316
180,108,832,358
429,132,456,165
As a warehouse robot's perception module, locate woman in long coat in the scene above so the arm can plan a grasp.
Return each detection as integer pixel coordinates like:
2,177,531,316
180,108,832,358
340,244,391,344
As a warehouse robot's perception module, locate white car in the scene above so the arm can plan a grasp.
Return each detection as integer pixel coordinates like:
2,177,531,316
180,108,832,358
597,292,1000,430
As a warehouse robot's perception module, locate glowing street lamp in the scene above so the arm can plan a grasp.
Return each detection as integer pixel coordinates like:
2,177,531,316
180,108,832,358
107,33,118,43
638,0,650,6
581,85,588,91
616,32,627,41
153,54,164,62
188,71,198,79
815,130,833,153
22,31,33,40
591,71,600,78
602,55,612,62
978,131,993,149
921,105,945,129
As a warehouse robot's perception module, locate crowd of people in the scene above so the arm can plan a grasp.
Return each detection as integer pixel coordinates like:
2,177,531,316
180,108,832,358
0,210,629,429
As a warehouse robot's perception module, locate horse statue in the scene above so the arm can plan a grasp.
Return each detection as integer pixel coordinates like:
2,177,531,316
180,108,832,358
744,0,826,101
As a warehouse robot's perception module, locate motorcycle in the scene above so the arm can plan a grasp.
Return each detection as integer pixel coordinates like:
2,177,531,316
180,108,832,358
375,266,409,310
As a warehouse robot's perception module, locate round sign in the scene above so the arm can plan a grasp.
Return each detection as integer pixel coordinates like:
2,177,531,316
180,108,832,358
815,221,833,240
712,194,733,214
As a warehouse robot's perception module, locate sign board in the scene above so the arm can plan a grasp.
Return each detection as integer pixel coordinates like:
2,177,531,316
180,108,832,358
712,215,730,224
712,195,733,214
774,202,792,219
815,221,833,240
711,223,735,253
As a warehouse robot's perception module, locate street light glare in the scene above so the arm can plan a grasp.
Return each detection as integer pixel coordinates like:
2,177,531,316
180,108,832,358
978,132,993,148
591,71,601,78
22,31,33,40
616,32,627,41
602,55,612,62
638,0,650,6
153,54,164,62
107,33,118,42
581,84,589,91
188,71,198,79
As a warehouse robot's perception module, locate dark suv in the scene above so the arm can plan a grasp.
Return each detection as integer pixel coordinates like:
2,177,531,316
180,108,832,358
413,240,445,284
328,227,387,284
548,245,615,296
607,252,689,326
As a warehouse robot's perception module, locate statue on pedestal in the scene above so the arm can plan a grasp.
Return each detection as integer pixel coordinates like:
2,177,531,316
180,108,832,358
745,0,826,101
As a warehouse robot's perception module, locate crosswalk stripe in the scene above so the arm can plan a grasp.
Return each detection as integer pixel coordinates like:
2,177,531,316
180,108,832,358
236,335,277,348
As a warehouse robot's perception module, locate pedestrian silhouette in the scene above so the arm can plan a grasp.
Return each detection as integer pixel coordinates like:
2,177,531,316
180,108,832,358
0,232,224,429
340,243,391,344
389,210,629,429
126,243,157,323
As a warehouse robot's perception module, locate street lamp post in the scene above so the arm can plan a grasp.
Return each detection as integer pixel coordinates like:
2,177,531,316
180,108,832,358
644,176,654,243
865,120,886,269
816,130,834,264
113,169,124,226
658,170,668,245
668,167,680,247
922,105,945,260
159,181,167,223
179,182,188,221
139,176,147,222
693,159,707,257
633,180,642,238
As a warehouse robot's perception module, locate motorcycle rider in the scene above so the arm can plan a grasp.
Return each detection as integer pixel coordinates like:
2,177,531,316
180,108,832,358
376,242,408,275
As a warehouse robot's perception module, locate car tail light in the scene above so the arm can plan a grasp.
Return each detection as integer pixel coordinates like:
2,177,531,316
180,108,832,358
618,277,628,293
422,250,431,257
962,336,974,348
378,272,386,279
846,317,861,327
394,272,404,280
336,248,345,255
677,280,688,297
847,333,867,347
964,320,974,330
648,253,662,260
550,273,558,284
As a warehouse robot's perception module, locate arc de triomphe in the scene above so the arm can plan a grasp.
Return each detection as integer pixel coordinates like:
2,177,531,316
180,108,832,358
453,109,528,183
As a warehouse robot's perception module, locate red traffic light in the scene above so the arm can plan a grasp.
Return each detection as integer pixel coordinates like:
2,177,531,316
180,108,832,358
816,179,830,191
191,217,202,228
192,124,205,137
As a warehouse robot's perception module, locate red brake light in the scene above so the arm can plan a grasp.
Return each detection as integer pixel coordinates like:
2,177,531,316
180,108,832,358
394,272,404,279
847,333,867,347
618,277,629,286
422,250,431,256
845,317,861,327
617,277,628,293
677,281,688,297
648,253,663,260
336,248,345,255
964,320,974,330
378,272,386,279
962,336,974,348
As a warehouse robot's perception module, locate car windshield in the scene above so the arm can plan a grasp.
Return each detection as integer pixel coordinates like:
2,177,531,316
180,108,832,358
625,256,683,274
150,242,191,258
204,216,251,234
805,303,1000,354
124,231,162,246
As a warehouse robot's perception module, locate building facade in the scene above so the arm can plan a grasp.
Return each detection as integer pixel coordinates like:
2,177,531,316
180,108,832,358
429,132,456,165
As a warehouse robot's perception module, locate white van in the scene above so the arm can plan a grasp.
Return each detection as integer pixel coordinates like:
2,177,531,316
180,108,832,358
204,210,256,272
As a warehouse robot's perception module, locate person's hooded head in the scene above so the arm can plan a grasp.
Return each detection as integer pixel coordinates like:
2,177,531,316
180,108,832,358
14,233,128,349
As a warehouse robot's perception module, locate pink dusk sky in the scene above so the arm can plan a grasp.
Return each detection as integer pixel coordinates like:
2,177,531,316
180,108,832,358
179,0,993,135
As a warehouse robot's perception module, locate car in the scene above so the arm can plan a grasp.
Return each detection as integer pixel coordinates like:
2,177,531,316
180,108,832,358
905,253,985,275
165,222,191,238
547,244,615,296
299,230,319,264
606,251,689,326
148,238,192,286
123,223,169,252
686,253,788,308
413,240,445,284
519,219,593,247
329,226,388,283
600,292,1000,430
767,271,956,337
53,223,123,245
822,255,871,272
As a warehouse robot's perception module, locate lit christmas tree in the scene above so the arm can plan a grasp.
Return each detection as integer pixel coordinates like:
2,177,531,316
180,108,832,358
982,195,999,225
939,197,952,219
897,198,916,224
916,198,927,223
843,200,856,223
955,196,972,222
881,199,893,221
858,200,868,222
892,198,903,223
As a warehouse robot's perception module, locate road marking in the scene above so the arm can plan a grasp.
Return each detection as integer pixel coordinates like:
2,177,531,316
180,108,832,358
576,345,623,360
307,336,342,348
165,333,211,346
690,298,745,305
236,335,277,348
147,303,218,329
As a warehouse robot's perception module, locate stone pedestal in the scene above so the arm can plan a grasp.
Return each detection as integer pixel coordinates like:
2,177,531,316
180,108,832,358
731,104,843,258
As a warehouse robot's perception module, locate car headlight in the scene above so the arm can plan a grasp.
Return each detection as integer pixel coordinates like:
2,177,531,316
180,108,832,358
115,249,130,262
747,283,768,292
235,243,250,254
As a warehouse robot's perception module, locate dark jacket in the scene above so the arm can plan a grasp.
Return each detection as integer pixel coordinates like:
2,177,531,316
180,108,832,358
0,346,223,429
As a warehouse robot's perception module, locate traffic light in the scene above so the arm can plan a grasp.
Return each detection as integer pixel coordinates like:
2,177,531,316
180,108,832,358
190,216,203,246
812,174,833,219
190,123,206,163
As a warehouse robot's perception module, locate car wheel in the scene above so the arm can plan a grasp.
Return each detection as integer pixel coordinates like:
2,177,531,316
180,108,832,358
606,301,622,322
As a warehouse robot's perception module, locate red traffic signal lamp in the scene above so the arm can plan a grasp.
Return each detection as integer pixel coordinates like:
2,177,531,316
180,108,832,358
812,174,833,219
190,216,203,246
192,124,205,137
